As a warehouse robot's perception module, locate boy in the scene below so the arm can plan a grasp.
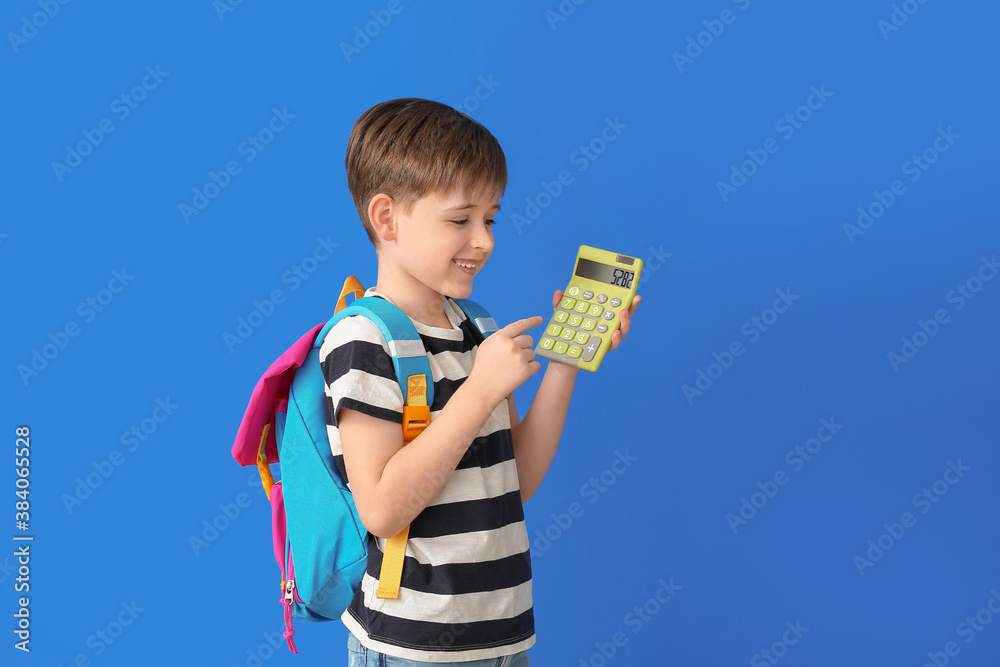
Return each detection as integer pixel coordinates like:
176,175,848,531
321,98,639,665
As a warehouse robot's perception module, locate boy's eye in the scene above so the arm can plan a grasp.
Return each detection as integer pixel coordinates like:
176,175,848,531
451,218,497,226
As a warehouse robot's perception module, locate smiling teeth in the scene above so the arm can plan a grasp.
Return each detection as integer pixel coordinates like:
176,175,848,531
456,261,476,269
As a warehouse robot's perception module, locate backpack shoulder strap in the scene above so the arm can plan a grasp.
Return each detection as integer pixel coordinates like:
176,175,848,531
451,298,499,337
320,295,430,601
321,296,434,410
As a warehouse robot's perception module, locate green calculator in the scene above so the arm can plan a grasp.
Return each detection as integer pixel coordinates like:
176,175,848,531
535,245,642,372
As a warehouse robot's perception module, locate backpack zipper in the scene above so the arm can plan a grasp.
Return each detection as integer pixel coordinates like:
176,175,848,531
282,578,299,654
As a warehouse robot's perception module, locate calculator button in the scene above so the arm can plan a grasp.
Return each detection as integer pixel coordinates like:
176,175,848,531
554,311,569,323
561,328,576,341
575,301,589,314
603,310,615,320
596,294,608,304
589,304,604,318
574,331,590,345
547,324,563,337
582,290,594,300
597,323,609,333
561,297,576,310
582,318,597,331
567,286,580,296
610,298,622,308
568,314,583,327
567,345,582,359
540,337,555,350
554,341,569,355
581,339,601,362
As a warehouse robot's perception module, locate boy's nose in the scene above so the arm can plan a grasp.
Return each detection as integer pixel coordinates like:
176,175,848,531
470,221,494,252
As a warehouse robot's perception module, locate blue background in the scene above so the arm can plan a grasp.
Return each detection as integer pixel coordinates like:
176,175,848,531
4,1,999,665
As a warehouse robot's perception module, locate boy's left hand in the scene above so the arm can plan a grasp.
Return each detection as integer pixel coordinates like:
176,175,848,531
551,290,641,351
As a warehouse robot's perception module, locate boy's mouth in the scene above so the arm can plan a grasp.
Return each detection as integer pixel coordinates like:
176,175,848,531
453,259,478,272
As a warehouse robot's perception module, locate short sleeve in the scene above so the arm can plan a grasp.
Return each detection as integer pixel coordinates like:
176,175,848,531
320,314,404,426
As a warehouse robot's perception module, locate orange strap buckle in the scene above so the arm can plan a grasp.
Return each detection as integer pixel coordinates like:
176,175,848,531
401,374,429,442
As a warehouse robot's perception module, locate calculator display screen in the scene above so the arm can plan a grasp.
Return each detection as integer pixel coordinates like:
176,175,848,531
575,258,635,289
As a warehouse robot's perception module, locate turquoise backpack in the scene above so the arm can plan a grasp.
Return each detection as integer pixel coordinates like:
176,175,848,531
231,277,497,653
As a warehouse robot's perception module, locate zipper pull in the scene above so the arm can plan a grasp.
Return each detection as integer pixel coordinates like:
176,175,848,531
282,579,298,654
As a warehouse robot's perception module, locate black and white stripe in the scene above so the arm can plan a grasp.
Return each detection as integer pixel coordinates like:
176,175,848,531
320,293,534,662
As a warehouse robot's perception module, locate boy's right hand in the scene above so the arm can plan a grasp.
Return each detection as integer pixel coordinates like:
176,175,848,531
468,316,544,405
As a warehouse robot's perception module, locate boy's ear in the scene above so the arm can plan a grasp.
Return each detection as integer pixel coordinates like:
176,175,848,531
368,193,397,242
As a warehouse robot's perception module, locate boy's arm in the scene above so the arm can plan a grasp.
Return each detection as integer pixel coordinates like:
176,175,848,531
509,362,578,502
340,316,543,539
510,292,640,502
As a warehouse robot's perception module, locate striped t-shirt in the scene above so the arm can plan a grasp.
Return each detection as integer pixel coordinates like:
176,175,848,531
320,292,535,662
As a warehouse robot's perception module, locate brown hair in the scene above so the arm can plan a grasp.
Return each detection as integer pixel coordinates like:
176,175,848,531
345,98,507,245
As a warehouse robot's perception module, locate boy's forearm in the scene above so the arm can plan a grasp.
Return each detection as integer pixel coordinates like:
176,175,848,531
512,361,579,501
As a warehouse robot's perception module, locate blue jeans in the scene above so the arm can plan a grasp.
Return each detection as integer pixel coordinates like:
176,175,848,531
348,633,530,666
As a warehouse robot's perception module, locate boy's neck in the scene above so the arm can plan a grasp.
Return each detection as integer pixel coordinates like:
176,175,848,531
373,272,453,329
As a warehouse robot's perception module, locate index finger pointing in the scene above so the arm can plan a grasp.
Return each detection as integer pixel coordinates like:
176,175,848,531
501,316,544,337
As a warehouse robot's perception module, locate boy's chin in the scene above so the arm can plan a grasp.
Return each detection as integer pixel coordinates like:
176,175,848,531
444,281,475,300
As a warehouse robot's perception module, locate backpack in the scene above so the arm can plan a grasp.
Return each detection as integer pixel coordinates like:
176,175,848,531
231,276,498,653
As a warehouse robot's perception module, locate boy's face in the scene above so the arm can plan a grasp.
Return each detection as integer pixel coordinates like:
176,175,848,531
388,186,500,300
